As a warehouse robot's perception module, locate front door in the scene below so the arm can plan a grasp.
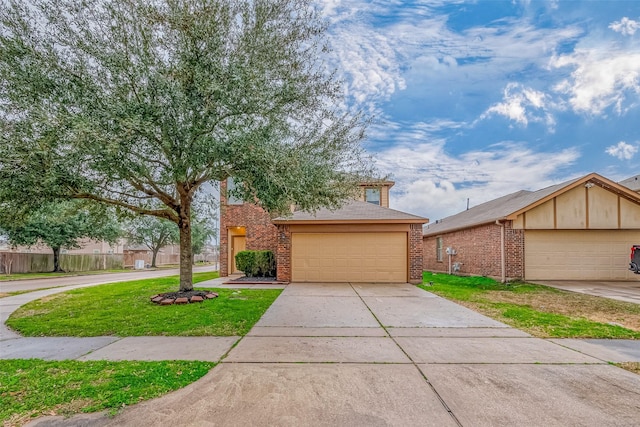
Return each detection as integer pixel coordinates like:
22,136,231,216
231,235,247,273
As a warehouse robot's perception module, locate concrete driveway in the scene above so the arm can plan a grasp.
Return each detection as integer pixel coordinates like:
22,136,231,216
28,282,640,427
534,280,640,304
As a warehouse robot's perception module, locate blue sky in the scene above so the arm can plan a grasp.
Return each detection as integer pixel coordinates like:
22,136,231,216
321,0,640,221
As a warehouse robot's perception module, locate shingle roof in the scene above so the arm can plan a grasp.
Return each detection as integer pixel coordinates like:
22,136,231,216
273,200,427,224
423,176,583,236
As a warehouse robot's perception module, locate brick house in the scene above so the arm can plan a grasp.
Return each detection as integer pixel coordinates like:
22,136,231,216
423,173,640,282
220,179,427,283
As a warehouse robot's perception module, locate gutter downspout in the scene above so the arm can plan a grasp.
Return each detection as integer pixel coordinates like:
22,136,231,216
496,220,506,283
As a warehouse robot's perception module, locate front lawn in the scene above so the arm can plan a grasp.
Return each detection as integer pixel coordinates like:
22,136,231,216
0,359,214,426
6,272,282,337
420,272,640,339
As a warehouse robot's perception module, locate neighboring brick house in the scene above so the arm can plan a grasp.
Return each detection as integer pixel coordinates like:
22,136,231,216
424,173,640,282
220,178,428,283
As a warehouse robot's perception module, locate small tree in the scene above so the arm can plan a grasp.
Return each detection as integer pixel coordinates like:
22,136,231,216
190,215,216,263
0,0,370,292
0,201,121,272
126,216,179,268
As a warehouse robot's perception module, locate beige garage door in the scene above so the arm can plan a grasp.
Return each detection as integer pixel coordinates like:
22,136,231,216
292,232,407,283
525,230,640,280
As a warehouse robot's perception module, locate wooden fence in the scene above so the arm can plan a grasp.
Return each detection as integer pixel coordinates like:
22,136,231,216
0,252,124,274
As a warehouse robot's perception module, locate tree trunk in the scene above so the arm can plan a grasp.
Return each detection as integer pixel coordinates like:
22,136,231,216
178,199,193,292
52,246,64,272
151,247,160,268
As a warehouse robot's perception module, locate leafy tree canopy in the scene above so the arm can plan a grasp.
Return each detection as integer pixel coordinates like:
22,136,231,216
0,200,122,271
190,214,215,258
0,0,371,290
126,215,179,268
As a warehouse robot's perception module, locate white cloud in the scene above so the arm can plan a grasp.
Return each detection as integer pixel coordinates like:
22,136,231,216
609,17,640,36
551,49,640,115
480,83,556,129
330,25,406,107
606,141,638,160
322,2,582,116
370,123,580,220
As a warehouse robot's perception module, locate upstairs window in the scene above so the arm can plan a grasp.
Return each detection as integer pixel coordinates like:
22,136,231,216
365,188,381,205
226,177,243,205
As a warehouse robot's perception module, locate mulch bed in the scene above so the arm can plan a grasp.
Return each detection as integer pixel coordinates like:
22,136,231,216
150,290,218,305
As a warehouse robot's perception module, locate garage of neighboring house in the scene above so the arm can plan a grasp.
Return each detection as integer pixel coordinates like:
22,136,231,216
423,173,640,282
525,230,640,280
274,200,427,284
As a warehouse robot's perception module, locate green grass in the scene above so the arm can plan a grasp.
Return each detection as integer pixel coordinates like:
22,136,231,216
617,362,640,375
7,272,282,337
420,272,640,339
0,288,58,299
0,359,214,425
0,269,133,282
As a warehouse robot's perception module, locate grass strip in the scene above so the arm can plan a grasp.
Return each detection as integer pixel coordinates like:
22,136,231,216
0,289,58,299
7,272,282,337
0,359,214,426
420,271,640,339
0,269,135,282
617,362,640,375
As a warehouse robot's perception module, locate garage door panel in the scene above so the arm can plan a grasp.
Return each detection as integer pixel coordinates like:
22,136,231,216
525,230,640,281
292,232,407,283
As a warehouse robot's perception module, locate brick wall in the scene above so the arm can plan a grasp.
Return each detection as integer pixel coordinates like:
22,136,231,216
409,224,424,283
276,225,291,282
219,180,278,277
423,221,524,281
505,224,524,279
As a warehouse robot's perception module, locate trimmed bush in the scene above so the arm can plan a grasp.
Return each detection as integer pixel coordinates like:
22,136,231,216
235,250,276,277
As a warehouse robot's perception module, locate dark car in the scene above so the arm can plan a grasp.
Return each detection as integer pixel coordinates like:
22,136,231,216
630,245,640,274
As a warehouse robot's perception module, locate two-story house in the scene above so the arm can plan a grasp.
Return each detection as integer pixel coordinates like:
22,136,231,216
220,179,427,284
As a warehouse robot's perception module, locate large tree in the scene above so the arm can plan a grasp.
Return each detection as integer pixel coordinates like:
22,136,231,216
0,201,122,272
0,0,370,291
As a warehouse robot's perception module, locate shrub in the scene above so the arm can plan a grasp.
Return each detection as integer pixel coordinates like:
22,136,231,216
235,250,276,277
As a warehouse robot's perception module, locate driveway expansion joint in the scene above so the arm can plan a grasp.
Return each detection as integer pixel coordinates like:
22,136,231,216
350,282,465,427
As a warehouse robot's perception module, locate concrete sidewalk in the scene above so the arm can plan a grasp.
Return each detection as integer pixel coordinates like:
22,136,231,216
21,282,640,427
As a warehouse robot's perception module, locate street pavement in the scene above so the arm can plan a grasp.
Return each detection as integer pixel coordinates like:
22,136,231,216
0,265,215,293
8,281,639,427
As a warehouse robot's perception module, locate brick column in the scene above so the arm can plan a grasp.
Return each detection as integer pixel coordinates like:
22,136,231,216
409,224,424,284
220,226,229,277
505,222,525,280
276,225,291,282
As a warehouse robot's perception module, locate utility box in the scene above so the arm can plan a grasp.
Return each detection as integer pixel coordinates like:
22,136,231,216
630,245,640,274
134,259,145,270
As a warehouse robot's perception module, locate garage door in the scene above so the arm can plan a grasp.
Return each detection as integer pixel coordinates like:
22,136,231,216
525,230,640,280
291,233,407,283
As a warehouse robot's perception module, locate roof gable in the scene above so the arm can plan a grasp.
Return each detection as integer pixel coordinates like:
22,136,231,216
423,173,640,236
